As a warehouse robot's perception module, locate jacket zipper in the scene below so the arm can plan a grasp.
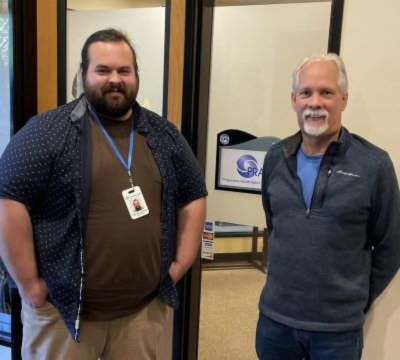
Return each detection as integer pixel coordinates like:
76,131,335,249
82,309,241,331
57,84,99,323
296,175,310,217
304,166,333,217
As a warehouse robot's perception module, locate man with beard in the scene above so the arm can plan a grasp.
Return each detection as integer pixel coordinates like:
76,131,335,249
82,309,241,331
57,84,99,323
256,53,400,360
0,28,207,358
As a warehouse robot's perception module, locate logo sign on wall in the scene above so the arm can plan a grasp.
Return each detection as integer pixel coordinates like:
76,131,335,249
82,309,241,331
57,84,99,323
215,129,280,194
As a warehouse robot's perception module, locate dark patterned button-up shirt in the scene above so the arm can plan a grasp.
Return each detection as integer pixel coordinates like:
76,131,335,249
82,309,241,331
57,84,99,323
0,96,207,340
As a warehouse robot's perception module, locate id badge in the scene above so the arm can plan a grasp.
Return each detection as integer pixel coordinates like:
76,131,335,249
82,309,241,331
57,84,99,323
122,186,150,219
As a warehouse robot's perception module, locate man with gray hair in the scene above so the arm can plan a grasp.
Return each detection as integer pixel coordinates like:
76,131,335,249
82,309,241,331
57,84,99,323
256,53,400,359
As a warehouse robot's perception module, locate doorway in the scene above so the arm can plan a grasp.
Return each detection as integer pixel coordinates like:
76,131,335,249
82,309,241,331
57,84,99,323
196,1,339,359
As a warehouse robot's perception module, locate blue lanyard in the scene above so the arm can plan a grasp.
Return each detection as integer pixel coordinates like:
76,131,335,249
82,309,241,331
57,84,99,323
88,107,135,188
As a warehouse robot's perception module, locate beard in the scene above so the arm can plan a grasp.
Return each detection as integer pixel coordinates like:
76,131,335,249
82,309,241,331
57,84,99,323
83,80,138,118
302,108,329,137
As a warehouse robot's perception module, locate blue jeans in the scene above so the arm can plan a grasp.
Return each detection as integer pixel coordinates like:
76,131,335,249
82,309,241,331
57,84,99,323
256,312,363,360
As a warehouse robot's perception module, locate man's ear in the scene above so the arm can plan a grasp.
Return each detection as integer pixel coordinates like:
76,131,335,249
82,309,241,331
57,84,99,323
291,93,297,110
342,93,349,111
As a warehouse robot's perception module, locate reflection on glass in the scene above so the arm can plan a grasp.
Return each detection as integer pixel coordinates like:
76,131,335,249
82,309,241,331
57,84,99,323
205,1,332,230
66,2,166,115
0,4,11,157
0,1,12,349
200,2,332,359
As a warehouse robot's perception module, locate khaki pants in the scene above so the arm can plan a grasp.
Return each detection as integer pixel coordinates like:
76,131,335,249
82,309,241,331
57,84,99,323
21,298,172,360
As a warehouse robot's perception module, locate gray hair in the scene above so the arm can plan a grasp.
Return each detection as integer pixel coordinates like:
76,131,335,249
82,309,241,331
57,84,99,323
291,53,348,94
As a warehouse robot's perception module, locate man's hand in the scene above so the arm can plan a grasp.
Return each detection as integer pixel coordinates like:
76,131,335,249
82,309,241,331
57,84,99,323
18,277,48,308
169,198,206,283
169,261,185,284
0,199,46,308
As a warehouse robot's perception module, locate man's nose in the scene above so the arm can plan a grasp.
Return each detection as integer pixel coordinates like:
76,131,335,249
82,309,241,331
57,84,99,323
109,71,122,84
308,93,323,108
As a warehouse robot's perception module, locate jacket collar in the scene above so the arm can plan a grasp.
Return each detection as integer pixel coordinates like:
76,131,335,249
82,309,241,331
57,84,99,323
284,126,352,159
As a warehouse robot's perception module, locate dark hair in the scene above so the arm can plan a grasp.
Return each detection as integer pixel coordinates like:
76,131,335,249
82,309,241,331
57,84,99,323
80,28,138,78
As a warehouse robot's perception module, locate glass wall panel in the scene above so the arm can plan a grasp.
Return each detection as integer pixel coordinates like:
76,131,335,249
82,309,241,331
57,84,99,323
205,1,332,229
0,0,12,357
0,1,11,156
199,2,332,359
66,3,166,115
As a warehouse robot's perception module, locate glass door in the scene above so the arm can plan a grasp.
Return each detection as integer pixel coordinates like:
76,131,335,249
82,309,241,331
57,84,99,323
0,0,12,357
0,0,38,358
64,1,166,115
178,1,345,359
0,0,11,155
199,2,333,358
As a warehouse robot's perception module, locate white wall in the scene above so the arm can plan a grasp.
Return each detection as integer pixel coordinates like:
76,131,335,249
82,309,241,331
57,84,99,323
340,1,400,358
67,8,165,114
206,2,331,227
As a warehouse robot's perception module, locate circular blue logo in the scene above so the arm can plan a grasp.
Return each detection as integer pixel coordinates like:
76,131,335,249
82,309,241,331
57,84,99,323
219,134,230,145
237,155,258,178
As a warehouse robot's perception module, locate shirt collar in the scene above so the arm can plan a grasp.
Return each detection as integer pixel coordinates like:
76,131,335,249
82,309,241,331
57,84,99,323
69,95,150,135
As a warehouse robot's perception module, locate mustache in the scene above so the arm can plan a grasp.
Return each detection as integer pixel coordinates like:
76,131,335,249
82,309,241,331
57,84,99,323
103,84,126,94
302,108,329,120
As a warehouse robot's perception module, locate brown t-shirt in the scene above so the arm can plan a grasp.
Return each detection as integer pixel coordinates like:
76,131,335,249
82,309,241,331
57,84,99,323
83,115,161,321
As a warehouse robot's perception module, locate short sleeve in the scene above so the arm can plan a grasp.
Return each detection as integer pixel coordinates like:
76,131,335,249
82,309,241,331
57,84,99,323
0,117,54,209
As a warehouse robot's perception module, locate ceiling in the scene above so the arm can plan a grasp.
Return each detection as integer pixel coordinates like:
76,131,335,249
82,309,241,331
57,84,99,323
67,0,330,11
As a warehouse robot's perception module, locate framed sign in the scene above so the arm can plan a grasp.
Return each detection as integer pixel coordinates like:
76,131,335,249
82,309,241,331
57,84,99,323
215,129,280,194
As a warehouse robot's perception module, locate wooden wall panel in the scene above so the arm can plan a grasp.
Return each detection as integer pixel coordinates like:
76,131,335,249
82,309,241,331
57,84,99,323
37,0,57,113
167,0,186,129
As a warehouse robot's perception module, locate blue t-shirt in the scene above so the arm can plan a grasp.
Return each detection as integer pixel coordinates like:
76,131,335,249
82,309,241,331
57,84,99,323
297,146,323,208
